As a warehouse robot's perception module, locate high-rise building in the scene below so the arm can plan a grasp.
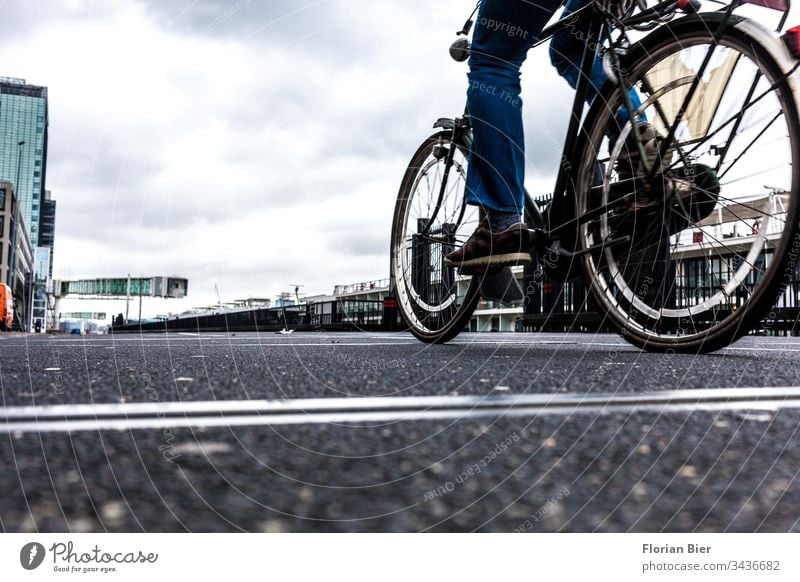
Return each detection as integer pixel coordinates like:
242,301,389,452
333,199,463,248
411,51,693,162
39,189,56,276
0,77,48,248
0,77,55,331
0,180,20,286
32,246,49,328
0,180,33,328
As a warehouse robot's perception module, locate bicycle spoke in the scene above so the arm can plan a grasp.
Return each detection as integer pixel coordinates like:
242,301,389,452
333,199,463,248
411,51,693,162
675,78,781,159
718,112,784,180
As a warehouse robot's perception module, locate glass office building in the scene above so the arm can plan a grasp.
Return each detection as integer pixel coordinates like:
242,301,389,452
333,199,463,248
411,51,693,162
39,189,56,275
0,77,48,250
32,246,50,329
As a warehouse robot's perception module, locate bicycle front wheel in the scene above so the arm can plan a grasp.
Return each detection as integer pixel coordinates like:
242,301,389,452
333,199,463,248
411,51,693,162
390,130,481,343
576,14,800,353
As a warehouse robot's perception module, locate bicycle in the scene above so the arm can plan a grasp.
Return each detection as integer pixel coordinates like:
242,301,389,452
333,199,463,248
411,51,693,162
389,0,800,353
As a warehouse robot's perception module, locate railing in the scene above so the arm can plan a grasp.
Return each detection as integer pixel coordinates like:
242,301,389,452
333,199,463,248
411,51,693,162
333,279,390,296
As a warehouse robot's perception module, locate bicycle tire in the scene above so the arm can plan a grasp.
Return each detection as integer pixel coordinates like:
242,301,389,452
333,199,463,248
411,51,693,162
390,131,481,343
575,13,800,353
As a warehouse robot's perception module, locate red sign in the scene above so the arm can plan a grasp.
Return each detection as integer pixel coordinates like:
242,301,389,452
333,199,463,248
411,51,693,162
693,231,704,244
742,0,788,11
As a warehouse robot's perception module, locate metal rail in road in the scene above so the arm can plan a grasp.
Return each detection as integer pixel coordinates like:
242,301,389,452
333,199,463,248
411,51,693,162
2,387,800,433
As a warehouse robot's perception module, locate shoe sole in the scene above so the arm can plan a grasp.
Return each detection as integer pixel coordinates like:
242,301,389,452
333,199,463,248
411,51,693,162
445,252,532,271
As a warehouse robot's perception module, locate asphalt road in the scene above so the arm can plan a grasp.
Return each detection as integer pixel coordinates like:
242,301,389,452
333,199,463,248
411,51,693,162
1,331,799,532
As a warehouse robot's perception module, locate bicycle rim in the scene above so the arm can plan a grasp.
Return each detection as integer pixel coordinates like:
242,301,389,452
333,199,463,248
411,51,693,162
577,24,800,352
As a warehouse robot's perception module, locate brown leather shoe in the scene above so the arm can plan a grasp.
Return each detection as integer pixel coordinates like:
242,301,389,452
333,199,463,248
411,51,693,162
445,222,531,273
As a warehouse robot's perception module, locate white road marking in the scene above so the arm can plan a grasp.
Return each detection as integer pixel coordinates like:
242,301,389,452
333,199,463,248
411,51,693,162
724,346,800,352
4,335,800,353
0,341,418,348
22,339,582,348
2,386,798,433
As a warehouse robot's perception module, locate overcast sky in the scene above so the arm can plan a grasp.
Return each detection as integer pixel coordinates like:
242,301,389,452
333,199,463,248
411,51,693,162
0,0,795,318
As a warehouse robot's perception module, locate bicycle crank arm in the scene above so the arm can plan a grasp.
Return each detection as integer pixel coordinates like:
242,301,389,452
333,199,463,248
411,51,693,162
546,235,632,259
550,184,645,236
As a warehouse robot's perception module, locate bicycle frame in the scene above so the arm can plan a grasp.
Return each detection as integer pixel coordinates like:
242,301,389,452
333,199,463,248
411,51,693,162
394,0,800,349
429,0,793,255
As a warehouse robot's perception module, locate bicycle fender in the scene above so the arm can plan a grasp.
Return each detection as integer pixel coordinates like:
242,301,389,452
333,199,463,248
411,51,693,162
730,16,800,98
433,118,455,130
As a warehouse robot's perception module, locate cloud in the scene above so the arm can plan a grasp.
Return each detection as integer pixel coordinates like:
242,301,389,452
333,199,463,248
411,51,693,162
0,0,617,315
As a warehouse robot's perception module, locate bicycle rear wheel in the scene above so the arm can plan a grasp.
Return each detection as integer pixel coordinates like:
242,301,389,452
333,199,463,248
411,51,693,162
390,131,481,343
575,14,800,353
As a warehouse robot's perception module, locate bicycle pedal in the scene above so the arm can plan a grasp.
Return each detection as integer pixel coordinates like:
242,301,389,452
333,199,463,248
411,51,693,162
479,267,523,305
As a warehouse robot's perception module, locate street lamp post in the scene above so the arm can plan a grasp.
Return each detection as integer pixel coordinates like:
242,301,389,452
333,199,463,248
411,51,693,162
15,139,24,194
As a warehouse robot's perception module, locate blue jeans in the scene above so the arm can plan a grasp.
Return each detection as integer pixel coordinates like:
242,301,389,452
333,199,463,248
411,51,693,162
465,0,642,214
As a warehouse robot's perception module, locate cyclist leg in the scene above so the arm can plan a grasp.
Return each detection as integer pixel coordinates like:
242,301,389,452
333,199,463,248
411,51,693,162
550,0,642,132
448,0,563,274
550,0,666,186
464,0,563,223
